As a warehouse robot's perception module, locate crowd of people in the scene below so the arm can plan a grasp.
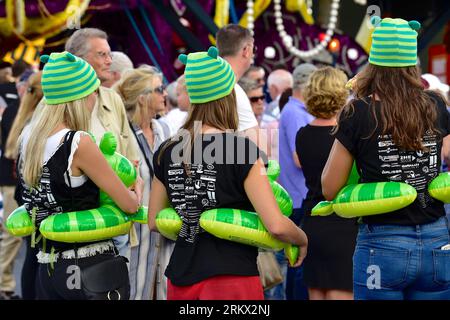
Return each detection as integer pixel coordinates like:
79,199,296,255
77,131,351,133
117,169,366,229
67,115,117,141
0,16,449,300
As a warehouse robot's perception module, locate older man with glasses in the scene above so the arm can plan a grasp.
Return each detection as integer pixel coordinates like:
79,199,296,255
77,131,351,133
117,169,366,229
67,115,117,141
65,28,140,260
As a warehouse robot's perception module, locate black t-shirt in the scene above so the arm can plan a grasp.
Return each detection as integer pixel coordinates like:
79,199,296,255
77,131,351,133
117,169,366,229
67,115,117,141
296,125,336,216
153,133,263,286
335,92,450,225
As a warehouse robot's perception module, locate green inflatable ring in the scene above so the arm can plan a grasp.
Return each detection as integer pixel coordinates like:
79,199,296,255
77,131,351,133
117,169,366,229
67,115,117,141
6,132,148,242
155,160,300,265
428,172,450,203
311,181,417,218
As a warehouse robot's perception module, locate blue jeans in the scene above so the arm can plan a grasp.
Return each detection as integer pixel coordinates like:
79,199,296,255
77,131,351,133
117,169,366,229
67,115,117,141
113,234,130,258
353,216,450,300
445,204,450,232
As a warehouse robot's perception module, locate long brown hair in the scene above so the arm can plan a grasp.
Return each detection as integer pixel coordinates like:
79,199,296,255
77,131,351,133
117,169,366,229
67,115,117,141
157,89,238,164
339,64,441,151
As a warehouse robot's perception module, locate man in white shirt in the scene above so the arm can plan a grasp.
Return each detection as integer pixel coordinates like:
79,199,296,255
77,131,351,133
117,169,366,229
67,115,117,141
216,25,269,156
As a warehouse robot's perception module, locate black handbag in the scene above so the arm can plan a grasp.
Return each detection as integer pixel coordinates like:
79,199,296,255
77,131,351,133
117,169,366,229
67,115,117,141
79,255,130,300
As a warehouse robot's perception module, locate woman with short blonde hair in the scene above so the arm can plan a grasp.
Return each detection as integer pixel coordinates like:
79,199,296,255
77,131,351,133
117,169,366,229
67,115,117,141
295,66,357,300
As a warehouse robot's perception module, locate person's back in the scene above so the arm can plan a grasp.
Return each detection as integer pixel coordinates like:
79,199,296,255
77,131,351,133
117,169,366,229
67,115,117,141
322,17,450,300
155,132,262,286
148,47,308,300
17,51,142,300
278,63,317,214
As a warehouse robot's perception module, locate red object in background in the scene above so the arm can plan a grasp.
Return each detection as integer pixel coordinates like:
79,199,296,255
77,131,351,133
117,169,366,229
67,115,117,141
318,33,340,53
428,44,449,84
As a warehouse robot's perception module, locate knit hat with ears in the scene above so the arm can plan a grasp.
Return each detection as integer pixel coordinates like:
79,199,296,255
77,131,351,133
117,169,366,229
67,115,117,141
40,51,100,105
369,16,421,67
178,46,235,104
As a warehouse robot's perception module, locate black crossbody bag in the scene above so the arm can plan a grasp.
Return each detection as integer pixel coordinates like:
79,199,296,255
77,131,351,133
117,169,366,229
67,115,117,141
64,131,130,300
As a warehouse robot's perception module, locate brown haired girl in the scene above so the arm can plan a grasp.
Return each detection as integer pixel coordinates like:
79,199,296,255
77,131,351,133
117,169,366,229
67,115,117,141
321,17,450,300
148,47,308,300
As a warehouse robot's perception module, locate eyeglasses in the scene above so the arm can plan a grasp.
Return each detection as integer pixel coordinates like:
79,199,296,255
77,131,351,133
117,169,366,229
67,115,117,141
249,95,265,103
96,51,112,60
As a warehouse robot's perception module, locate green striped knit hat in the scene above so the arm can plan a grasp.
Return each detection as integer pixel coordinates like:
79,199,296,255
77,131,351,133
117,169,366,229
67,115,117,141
178,46,235,104
40,51,100,105
369,17,421,67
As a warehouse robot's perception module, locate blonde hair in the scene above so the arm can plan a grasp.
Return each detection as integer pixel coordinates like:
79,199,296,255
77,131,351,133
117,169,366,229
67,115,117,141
113,65,162,126
5,72,43,159
304,67,348,119
20,97,91,187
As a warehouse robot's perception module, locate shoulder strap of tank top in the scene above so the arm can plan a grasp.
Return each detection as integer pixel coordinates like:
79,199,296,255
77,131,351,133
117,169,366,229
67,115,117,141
63,130,77,208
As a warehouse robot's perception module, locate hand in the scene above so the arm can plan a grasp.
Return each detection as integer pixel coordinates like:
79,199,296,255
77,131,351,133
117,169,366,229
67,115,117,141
291,241,308,268
130,175,144,205
290,229,308,268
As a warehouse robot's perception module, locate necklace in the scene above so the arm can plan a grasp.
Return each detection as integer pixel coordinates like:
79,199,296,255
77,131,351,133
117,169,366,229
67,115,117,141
247,0,341,59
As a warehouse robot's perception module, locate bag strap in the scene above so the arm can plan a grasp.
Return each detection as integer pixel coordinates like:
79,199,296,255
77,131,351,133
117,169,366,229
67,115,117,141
129,122,154,179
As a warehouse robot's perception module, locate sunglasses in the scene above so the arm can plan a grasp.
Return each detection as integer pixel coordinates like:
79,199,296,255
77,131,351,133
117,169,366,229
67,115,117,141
249,95,265,103
147,85,165,95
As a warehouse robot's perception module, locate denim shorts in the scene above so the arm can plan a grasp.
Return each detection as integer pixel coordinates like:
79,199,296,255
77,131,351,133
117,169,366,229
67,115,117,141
353,216,450,300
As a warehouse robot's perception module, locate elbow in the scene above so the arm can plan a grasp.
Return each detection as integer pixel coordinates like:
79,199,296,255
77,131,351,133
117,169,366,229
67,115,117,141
267,223,285,240
148,221,157,232
322,185,336,201
321,174,336,201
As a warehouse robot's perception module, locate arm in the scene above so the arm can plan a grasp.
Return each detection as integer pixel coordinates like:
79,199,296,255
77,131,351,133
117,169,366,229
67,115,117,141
244,159,308,267
442,134,450,167
293,152,301,168
284,111,310,168
321,139,354,200
148,177,169,232
72,134,140,213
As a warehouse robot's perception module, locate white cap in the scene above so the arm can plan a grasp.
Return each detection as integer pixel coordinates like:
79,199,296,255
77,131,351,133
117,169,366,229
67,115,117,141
422,73,449,95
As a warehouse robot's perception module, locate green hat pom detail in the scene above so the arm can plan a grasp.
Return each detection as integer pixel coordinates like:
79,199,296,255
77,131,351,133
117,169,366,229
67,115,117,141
178,54,188,65
207,46,218,59
370,16,382,27
66,52,77,62
408,20,421,31
40,55,49,63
